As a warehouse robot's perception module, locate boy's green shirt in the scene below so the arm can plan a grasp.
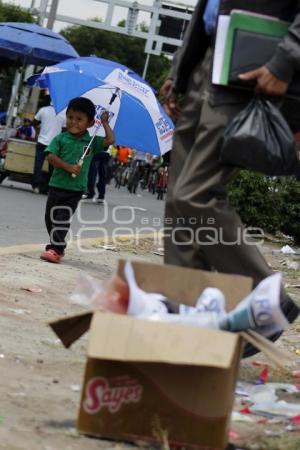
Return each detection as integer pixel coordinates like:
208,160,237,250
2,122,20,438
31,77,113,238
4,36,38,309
46,131,106,191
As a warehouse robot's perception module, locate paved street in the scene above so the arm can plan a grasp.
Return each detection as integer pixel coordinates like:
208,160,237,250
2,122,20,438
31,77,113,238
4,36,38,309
0,180,165,247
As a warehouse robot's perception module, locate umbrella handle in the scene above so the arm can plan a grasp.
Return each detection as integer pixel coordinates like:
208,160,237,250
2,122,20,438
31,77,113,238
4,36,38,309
71,159,83,178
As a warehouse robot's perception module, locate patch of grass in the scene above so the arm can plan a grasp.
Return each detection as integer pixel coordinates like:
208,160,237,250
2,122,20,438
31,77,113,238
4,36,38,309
254,436,300,450
285,270,300,279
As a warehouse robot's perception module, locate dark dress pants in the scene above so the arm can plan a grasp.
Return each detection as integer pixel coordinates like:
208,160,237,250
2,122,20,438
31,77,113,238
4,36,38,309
164,56,274,289
32,142,47,188
87,152,110,199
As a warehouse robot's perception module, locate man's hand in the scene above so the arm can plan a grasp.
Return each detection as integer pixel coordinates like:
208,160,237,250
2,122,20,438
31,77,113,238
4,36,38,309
239,66,289,96
159,79,181,122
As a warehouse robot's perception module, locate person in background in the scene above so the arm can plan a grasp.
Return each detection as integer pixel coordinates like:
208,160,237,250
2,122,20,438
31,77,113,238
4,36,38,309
82,151,111,203
116,145,132,164
127,159,141,194
115,162,125,189
160,0,300,355
16,117,36,141
156,165,168,200
109,144,118,158
31,94,65,194
40,97,114,264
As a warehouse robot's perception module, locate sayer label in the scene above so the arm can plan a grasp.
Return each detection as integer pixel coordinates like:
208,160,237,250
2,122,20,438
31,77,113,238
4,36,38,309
83,376,143,414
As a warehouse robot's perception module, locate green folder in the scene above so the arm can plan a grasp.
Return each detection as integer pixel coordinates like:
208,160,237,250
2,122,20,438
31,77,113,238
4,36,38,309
220,11,289,85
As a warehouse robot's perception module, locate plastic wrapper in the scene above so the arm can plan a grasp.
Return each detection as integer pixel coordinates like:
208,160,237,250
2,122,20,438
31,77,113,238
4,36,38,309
70,272,129,314
219,273,288,336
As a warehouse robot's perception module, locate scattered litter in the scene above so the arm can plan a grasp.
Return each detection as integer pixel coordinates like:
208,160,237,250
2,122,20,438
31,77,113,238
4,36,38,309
237,381,299,401
250,384,277,404
252,400,300,418
268,383,299,394
235,382,251,398
285,284,300,289
291,415,300,425
252,361,269,368
8,308,26,315
41,338,61,347
152,250,164,256
231,411,256,423
286,424,300,432
280,245,296,254
287,261,299,270
264,429,283,437
21,287,42,293
279,258,298,268
228,430,239,439
295,349,300,356
0,354,4,359
96,244,117,251
257,367,269,384
70,384,80,392
65,427,80,437
8,392,26,398
240,406,252,414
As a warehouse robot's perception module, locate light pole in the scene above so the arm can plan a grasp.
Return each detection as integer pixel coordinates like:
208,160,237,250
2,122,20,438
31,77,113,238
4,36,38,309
47,0,60,29
26,0,60,118
39,0,48,25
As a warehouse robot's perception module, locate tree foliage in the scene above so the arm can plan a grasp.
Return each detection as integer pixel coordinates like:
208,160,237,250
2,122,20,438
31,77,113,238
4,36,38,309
229,171,300,243
0,1,35,22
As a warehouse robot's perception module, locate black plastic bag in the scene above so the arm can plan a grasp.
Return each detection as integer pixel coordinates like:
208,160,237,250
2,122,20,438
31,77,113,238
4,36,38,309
220,97,300,176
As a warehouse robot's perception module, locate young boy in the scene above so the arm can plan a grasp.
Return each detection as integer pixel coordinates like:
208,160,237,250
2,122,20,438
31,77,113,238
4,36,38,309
40,97,114,263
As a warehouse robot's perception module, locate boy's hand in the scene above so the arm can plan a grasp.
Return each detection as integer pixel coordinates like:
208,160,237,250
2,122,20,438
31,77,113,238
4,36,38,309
69,163,82,176
100,111,109,123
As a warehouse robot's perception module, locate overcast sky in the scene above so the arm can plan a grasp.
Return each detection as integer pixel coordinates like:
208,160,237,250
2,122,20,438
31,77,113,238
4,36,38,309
5,0,196,32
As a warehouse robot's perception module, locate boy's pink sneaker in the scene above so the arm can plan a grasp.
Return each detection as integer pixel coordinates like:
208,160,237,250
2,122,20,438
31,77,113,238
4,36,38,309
40,249,63,264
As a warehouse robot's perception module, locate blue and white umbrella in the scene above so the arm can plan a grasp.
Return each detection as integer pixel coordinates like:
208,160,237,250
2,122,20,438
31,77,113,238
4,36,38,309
0,22,79,65
27,57,174,155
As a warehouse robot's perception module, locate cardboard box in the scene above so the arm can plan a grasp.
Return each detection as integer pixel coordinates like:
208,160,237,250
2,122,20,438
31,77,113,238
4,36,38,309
4,138,48,174
50,260,276,450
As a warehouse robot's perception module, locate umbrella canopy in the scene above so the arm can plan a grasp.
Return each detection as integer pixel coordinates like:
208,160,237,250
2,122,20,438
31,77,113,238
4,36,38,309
0,22,79,65
27,57,174,155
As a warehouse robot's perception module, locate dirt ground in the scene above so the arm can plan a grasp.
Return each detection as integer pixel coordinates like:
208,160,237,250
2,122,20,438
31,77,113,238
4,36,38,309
1,236,300,450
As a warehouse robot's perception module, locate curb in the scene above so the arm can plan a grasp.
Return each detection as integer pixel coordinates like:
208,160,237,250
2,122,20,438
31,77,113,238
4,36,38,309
0,232,161,255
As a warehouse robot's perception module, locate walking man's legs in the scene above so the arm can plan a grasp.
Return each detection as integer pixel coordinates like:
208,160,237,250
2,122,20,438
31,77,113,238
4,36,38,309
164,60,212,271
96,153,109,200
164,60,299,357
86,157,97,198
32,142,47,190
